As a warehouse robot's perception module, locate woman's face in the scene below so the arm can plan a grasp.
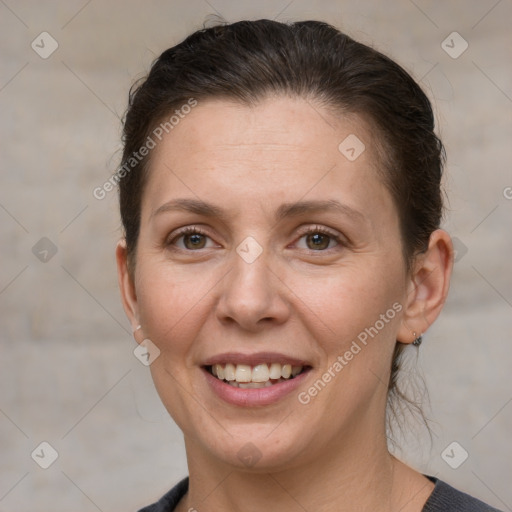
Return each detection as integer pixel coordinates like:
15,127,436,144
121,96,416,470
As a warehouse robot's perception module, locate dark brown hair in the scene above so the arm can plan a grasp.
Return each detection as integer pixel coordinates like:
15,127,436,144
119,18,445,435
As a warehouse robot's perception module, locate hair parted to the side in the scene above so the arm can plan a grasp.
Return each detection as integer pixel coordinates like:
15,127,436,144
119,18,445,441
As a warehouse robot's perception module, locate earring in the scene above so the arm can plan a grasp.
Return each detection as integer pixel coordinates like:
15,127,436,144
412,332,423,347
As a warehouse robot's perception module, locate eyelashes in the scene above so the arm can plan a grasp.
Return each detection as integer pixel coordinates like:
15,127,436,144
294,225,343,251
167,226,213,250
166,225,345,253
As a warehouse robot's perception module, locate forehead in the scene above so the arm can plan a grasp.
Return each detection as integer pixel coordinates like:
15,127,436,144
141,95,391,225
151,95,376,162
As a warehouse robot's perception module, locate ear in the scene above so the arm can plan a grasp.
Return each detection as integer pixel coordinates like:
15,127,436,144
397,229,454,344
116,239,140,333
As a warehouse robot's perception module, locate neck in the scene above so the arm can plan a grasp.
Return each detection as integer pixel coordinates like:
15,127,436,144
180,421,427,512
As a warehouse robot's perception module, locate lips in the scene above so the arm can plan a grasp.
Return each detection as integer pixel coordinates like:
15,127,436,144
207,362,305,388
201,352,312,405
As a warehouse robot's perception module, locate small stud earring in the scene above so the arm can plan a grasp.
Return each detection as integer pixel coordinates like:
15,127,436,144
133,324,142,333
412,332,423,347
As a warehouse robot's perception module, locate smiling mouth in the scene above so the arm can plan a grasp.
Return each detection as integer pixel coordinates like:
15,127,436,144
205,363,309,389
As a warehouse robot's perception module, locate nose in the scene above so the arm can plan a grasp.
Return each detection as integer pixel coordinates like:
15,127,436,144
215,245,290,332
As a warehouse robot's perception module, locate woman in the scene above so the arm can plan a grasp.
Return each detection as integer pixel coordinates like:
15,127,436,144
115,19,501,512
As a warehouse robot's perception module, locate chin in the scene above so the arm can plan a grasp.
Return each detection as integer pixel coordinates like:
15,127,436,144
194,416,319,472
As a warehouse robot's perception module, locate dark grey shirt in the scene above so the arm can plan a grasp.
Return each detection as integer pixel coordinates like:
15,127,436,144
137,475,503,511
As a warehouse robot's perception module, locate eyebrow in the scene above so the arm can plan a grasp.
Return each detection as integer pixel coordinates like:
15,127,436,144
151,198,366,224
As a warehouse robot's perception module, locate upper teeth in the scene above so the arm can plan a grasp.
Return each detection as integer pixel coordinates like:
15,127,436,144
211,363,303,383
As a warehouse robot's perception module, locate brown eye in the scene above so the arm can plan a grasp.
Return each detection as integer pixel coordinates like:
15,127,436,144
183,232,207,249
305,232,331,250
296,227,341,252
167,227,215,251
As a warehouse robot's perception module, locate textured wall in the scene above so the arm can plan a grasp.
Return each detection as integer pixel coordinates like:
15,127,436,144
1,1,511,510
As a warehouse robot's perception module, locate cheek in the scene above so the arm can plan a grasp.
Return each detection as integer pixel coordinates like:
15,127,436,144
298,261,405,347
303,267,404,411
135,262,208,360
134,262,213,428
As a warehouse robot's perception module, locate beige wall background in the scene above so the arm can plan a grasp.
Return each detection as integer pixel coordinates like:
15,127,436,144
1,1,511,510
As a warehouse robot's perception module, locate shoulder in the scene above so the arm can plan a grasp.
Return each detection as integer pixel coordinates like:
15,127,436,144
137,475,503,512
137,477,189,512
423,476,504,512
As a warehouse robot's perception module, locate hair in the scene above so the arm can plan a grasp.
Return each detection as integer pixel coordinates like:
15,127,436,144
118,18,445,437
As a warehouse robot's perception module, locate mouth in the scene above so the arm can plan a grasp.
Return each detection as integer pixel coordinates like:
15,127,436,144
204,362,309,389
201,353,313,406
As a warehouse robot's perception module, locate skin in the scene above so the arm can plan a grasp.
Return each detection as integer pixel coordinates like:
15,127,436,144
117,96,453,512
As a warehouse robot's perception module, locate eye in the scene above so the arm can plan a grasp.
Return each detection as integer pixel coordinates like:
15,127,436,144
167,225,344,253
167,226,216,250
295,226,342,251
